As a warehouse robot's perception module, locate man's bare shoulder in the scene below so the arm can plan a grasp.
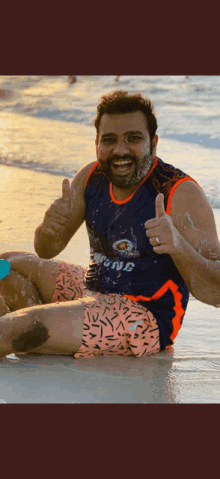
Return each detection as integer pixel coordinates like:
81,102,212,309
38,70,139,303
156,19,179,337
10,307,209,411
169,180,214,226
70,161,97,195
78,161,98,180
169,179,220,259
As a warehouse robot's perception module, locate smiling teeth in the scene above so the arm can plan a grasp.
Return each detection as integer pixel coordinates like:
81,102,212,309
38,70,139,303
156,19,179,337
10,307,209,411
113,160,132,165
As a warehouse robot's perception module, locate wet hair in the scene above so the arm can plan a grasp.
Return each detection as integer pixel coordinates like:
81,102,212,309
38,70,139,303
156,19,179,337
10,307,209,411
94,90,158,143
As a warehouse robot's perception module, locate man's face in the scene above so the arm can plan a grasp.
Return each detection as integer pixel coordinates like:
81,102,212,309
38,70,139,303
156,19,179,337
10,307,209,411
96,111,158,190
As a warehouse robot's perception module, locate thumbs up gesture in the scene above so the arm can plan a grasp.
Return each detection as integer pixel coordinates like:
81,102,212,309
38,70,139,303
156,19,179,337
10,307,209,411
42,179,73,237
155,192,166,218
145,193,181,254
62,178,71,200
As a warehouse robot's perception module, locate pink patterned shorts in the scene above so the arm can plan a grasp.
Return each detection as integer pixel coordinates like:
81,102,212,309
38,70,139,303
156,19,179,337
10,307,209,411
52,262,160,358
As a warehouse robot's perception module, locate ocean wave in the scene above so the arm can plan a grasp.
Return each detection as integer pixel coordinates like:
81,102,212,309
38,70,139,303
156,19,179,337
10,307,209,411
1,155,220,209
162,133,220,149
0,156,76,178
0,75,220,208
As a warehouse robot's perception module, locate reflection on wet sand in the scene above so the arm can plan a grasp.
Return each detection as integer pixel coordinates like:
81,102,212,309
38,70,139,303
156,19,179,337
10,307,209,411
1,349,177,403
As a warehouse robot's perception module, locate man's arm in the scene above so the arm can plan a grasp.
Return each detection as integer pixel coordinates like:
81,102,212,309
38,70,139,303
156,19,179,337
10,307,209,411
145,181,220,307
34,161,96,259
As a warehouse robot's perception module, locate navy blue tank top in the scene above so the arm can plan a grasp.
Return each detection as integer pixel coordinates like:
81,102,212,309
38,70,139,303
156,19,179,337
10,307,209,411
84,157,200,350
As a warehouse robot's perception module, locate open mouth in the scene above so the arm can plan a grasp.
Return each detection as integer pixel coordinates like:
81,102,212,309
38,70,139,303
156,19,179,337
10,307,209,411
111,159,134,175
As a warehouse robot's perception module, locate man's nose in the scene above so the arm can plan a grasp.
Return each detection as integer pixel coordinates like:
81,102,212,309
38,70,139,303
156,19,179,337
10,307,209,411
112,141,129,155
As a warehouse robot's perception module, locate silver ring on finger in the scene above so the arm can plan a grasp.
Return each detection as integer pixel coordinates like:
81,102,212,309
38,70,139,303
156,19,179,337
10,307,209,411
155,236,160,245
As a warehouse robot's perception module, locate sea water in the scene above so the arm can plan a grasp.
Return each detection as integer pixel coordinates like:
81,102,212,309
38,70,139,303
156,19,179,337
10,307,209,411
0,75,220,199
0,75,220,403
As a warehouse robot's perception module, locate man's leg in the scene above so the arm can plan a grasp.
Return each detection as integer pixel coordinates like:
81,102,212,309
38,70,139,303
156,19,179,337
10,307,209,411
0,299,84,357
0,251,61,306
0,269,43,314
0,252,87,358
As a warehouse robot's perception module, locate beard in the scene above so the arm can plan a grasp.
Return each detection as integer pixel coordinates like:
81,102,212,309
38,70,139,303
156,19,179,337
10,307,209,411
98,148,154,190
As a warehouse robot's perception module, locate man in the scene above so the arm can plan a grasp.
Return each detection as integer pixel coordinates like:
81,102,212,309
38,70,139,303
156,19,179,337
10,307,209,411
68,75,77,85
1,91,220,359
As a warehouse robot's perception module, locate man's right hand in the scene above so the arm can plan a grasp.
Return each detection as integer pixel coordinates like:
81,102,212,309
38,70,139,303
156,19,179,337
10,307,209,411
42,179,73,237
35,161,94,259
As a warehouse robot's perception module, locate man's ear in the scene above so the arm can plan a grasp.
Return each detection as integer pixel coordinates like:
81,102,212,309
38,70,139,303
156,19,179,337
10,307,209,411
152,135,158,156
153,135,158,148
95,136,98,156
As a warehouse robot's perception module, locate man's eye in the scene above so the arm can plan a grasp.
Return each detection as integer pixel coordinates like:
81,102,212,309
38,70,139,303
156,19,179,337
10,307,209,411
127,136,141,142
102,138,115,143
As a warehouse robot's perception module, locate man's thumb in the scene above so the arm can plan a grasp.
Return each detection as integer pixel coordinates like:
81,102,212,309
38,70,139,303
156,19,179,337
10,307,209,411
155,193,166,218
62,179,71,200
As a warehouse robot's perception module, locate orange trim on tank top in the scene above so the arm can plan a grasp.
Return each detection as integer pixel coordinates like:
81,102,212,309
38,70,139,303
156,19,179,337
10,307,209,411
166,177,203,215
110,157,158,205
84,161,99,188
124,279,185,342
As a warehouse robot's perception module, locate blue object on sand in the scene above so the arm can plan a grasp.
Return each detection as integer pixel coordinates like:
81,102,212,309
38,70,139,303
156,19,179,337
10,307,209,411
0,259,11,280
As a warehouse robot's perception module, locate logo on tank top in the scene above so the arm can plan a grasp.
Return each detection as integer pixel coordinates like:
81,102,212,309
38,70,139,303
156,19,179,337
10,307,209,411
112,239,140,258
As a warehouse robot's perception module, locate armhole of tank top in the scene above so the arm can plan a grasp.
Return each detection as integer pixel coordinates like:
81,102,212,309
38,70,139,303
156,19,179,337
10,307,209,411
84,161,99,189
166,177,203,215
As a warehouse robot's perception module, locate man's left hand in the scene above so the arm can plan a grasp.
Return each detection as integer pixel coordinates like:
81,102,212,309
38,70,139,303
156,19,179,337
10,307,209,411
145,193,181,255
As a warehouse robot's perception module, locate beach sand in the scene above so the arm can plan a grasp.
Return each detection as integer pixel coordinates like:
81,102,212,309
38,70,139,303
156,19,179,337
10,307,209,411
1,163,220,403
0,163,90,265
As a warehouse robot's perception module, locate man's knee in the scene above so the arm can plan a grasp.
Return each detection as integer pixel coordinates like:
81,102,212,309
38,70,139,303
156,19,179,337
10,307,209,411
0,252,60,305
0,269,43,311
1,252,44,287
0,251,28,261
